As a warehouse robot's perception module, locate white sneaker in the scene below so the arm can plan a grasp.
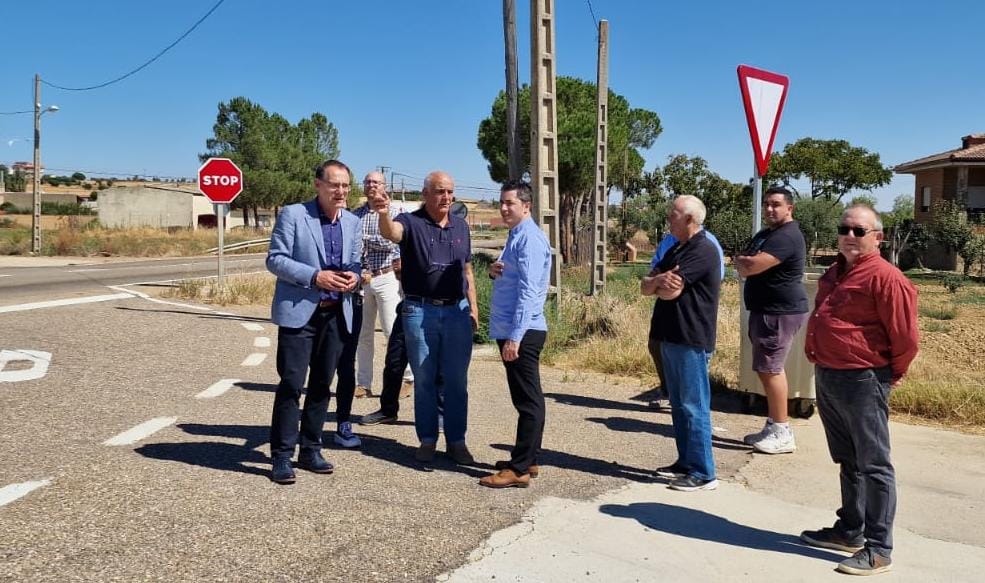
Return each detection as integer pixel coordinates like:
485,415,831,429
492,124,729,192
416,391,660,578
334,421,362,448
753,427,796,454
743,421,773,445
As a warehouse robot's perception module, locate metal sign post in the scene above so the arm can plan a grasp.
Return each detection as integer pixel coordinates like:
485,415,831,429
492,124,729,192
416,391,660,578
216,204,226,286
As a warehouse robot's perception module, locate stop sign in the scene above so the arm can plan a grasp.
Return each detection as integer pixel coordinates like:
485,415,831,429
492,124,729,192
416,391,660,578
198,157,243,204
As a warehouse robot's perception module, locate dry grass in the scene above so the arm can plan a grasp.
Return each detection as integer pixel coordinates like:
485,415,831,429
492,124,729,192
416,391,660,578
161,273,275,306
0,222,268,256
549,264,985,430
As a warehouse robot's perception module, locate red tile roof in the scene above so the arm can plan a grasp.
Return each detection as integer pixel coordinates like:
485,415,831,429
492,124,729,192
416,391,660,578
896,134,985,173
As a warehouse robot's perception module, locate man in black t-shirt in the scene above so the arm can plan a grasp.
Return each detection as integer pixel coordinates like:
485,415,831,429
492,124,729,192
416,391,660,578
642,195,721,492
735,186,809,455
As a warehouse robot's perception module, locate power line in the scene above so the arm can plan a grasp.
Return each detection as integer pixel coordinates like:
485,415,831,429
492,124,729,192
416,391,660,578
41,0,226,92
585,0,599,29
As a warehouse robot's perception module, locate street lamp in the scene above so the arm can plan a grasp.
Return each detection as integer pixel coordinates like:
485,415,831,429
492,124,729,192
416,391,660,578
32,73,59,254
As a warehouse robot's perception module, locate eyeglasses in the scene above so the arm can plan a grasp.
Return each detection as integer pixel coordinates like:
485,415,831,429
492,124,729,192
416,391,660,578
837,225,878,237
319,180,350,190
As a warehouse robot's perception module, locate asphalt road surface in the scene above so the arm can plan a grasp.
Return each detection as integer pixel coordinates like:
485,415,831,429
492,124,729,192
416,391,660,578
0,257,785,581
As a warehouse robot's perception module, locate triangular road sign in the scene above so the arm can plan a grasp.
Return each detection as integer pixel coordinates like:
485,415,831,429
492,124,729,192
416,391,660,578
737,65,789,177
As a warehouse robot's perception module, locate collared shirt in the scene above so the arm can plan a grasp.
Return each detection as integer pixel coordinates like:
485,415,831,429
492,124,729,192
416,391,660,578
318,205,344,302
395,208,472,299
651,229,726,280
805,251,919,382
352,203,400,273
649,230,721,352
489,217,552,342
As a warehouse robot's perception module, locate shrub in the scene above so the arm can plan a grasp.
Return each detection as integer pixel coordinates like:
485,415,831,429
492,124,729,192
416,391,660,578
942,273,964,294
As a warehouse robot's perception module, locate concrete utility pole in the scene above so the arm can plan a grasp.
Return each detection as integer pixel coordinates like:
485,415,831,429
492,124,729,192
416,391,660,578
530,0,561,304
503,0,521,181
32,74,42,254
589,20,609,296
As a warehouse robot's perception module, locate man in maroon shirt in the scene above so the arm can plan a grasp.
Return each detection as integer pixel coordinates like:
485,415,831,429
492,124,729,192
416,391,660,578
800,205,919,576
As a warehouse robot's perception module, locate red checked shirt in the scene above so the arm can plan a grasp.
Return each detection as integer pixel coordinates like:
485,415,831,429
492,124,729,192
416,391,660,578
806,251,919,383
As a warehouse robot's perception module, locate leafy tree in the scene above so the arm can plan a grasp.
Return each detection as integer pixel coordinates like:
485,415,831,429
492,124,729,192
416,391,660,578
201,96,340,226
477,77,662,262
4,168,26,192
793,196,843,262
71,172,86,181
766,138,892,203
706,207,753,259
848,194,878,209
882,195,927,268
650,154,749,218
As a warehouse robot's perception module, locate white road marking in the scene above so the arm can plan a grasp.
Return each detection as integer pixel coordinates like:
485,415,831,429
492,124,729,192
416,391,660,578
0,478,52,507
241,353,267,367
103,417,177,446
253,337,271,348
0,350,52,383
242,323,264,332
0,274,11,278
106,285,214,312
0,292,136,314
196,378,241,399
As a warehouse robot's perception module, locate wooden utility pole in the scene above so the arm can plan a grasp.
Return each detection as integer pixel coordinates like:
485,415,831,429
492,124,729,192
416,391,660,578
531,0,562,303
503,0,521,181
589,20,609,295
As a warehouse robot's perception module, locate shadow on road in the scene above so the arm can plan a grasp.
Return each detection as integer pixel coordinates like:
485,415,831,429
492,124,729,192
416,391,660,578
549,389,752,417
489,443,654,482
358,434,495,478
134,423,270,477
600,502,845,562
115,306,270,323
584,416,748,451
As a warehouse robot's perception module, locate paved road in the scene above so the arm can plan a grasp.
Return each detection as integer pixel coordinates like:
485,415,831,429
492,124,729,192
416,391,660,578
0,254,267,306
3,256,982,581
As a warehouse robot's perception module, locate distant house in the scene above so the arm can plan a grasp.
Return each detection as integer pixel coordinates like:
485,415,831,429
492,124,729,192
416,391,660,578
895,134,985,222
895,134,985,269
98,185,246,230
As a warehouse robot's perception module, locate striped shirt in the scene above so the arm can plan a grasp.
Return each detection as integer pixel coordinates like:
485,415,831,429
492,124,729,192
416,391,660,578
353,203,400,272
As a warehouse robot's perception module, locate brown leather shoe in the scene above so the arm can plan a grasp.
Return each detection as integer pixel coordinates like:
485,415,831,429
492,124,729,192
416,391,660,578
494,460,540,478
480,468,530,489
399,381,413,399
354,385,371,398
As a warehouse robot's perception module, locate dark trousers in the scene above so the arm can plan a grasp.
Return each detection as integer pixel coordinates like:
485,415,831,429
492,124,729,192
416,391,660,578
647,336,667,389
498,330,547,474
378,301,409,417
270,305,360,460
816,366,897,557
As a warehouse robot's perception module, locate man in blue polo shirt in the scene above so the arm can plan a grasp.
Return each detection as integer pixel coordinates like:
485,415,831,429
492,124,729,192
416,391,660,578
376,171,479,465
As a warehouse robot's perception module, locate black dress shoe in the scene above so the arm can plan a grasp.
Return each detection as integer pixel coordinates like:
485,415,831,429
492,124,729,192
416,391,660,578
359,410,398,425
297,451,335,474
271,458,296,484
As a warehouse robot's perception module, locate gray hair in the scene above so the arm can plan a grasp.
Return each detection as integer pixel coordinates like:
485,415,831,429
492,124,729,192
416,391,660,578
842,204,883,231
675,195,706,226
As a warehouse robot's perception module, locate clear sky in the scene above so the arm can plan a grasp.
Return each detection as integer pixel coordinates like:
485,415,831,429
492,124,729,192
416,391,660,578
2,0,983,210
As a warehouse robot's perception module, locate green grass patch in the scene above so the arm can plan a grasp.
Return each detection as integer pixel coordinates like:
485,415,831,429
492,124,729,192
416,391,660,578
922,320,953,333
919,303,958,320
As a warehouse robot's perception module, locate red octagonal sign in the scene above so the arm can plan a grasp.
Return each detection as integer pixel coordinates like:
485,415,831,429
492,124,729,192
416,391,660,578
198,157,243,204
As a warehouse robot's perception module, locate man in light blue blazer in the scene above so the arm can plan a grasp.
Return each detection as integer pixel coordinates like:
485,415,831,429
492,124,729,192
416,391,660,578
266,159,363,484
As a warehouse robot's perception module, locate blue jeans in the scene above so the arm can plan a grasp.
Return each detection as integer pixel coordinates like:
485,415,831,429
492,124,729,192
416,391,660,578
402,298,473,444
816,366,896,557
660,341,715,481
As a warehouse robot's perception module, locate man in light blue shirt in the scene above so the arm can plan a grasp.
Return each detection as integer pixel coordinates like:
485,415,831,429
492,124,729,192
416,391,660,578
646,228,725,410
480,180,552,489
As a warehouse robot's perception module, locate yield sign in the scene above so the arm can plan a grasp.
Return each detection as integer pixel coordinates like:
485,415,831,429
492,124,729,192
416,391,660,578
737,65,789,177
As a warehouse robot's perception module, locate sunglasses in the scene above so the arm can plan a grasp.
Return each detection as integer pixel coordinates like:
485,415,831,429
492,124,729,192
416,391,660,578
837,225,878,237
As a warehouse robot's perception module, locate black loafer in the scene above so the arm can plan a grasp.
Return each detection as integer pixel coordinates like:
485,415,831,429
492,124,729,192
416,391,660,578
359,410,398,425
271,458,296,484
297,451,335,474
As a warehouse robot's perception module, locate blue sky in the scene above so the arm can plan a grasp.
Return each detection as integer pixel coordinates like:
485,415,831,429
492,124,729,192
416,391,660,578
2,0,982,210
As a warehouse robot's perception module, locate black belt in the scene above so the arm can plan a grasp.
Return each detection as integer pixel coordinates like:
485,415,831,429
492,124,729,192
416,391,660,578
318,298,341,309
369,265,395,277
404,295,461,306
